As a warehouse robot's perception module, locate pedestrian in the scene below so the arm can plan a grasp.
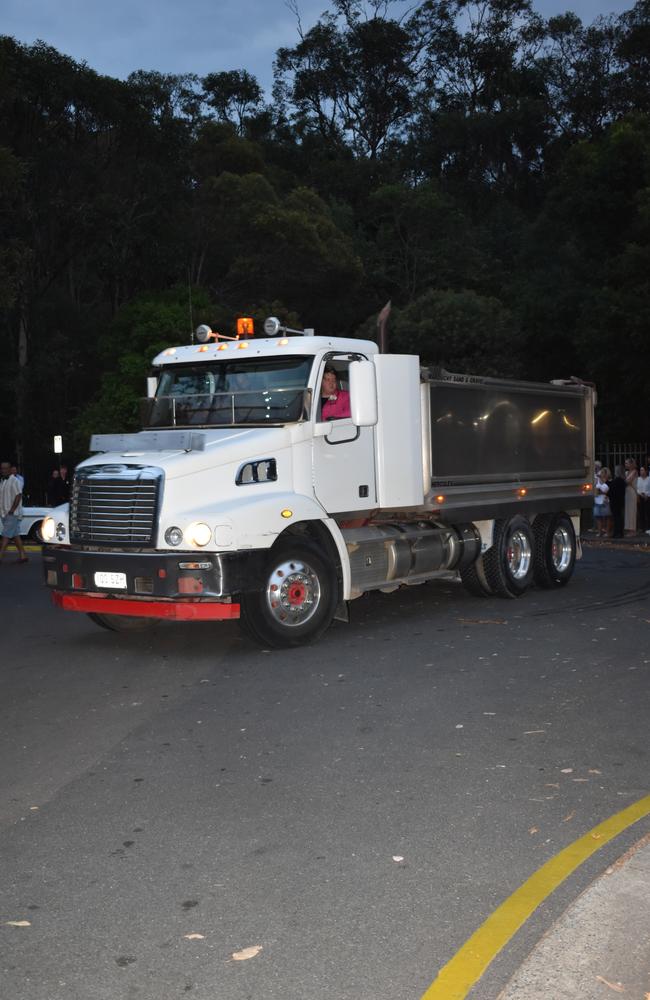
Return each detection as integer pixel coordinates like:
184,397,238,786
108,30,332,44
593,467,611,537
47,469,68,506
10,464,24,492
609,465,626,539
637,465,650,533
47,469,60,505
59,464,71,502
624,457,638,535
0,460,28,564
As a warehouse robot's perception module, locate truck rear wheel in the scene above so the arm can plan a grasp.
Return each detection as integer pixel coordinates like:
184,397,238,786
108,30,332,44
533,514,576,588
87,613,160,632
460,554,495,597
483,516,534,598
239,542,338,648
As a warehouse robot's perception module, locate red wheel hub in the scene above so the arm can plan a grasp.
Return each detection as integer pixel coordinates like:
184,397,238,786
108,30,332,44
287,581,307,606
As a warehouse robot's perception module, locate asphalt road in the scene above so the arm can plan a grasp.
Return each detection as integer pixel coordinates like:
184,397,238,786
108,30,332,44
1,544,649,1000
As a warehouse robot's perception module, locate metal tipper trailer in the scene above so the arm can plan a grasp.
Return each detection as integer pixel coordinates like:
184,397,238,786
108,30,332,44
41,317,596,647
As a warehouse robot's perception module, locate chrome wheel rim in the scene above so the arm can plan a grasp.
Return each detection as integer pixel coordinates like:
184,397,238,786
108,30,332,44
506,529,532,580
265,558,321,627
551,527,573,573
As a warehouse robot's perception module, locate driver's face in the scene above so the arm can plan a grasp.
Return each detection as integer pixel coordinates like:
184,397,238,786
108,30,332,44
321,371,337,396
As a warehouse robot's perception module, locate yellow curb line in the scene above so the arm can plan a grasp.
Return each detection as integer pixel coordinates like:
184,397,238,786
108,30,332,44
420,794,650,1000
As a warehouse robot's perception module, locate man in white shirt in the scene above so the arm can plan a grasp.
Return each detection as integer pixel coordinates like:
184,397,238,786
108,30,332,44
10,464,24,492
0,461,28,564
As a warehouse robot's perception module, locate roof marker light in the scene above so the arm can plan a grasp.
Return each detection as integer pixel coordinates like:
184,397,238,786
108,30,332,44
218,343,229,351
164,348,176,356
238,341,249,349
198,345,209,352
277,338,289,346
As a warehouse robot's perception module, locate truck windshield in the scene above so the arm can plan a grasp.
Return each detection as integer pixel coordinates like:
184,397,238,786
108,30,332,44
141,356,314,428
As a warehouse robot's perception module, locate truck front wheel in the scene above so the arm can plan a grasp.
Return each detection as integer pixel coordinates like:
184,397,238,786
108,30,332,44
87,613,160,632
483,516,534,598
533,514,576,588
239,543,338,648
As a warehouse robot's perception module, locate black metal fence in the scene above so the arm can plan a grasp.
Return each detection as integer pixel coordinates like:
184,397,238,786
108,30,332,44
596,443,649,473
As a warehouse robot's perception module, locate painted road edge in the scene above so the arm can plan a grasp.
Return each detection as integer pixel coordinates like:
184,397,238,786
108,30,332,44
420,793,650,1000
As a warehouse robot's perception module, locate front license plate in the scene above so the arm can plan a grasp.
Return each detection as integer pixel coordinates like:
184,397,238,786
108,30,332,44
94,571,128,589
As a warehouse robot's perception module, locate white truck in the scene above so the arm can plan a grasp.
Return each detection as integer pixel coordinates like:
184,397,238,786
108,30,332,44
42,317,596,647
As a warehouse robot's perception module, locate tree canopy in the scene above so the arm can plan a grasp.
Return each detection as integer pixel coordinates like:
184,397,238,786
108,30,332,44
1,1,649,494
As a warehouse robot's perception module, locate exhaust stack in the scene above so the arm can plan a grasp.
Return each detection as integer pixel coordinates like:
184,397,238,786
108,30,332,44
377,300,391,354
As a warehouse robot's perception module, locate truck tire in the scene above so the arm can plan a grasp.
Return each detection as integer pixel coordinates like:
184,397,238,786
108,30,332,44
87,613,160,632
483,516,534,598
239,542,338,648
460,554,495,597
533,513,576,588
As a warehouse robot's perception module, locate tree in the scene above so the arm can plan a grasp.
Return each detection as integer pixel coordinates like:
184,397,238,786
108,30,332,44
613,0,650,116
516,115,650,437
275,0,426,160
541,12,619,143
201,70,264,134
364,181,481,301
388,286,521,375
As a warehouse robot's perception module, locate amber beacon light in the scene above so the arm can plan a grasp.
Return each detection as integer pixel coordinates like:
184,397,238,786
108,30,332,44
237,317,254,338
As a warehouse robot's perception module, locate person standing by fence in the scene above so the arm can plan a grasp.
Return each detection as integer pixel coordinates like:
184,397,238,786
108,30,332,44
609,466,626,538
624,457,638,535
637,465,650,533
594,467,611,537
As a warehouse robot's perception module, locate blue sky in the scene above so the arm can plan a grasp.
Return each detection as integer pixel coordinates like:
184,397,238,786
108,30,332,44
3,1,636,93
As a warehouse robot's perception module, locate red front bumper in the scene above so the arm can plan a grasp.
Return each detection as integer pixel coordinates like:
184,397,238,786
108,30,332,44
51,592,240,620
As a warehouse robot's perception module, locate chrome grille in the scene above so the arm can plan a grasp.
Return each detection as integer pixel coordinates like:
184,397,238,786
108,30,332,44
70,466,162,545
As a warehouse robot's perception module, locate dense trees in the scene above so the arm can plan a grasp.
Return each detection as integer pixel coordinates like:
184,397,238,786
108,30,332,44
0,1,649,495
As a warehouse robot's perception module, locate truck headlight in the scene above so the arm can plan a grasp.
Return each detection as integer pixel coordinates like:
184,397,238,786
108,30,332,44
41,517,56,542
165,526,183,546
187,522,212,547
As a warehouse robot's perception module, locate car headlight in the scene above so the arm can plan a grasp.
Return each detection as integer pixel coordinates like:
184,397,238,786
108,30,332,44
41,516,56,542
186,522,212,547
165,526,183,546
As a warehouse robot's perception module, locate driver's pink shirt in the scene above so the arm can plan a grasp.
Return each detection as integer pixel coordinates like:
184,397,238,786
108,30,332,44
322,390,351,420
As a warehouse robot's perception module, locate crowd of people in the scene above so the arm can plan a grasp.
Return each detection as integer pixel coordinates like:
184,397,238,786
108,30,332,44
593,458,650,539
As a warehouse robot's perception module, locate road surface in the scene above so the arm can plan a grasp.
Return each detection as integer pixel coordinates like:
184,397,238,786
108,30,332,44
1,544,649,999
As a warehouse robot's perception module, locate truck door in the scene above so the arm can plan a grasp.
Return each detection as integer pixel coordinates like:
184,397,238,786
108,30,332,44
312,357,377,513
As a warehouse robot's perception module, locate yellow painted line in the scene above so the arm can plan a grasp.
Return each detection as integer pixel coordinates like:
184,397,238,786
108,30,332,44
421,794,650,1000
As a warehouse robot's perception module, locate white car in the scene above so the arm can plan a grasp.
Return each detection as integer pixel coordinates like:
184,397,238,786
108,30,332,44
20,506,53,542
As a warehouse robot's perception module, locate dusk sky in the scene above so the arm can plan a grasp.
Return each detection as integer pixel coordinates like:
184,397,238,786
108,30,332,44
3,1,636,93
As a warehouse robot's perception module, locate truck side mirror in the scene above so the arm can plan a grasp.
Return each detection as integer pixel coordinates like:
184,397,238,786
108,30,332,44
349,360,378,427
146,377,158,399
